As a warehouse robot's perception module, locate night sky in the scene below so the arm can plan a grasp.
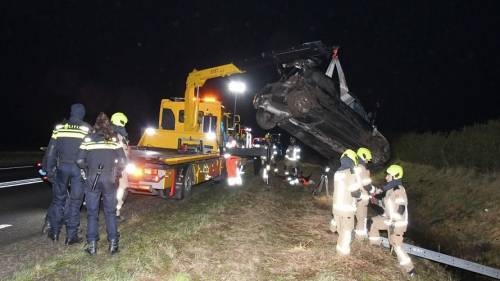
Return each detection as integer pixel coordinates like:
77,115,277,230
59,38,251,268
1,1,499,149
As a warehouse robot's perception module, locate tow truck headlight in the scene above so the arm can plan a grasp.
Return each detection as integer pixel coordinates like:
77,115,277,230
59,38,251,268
206,132,216,140
145,127,156,136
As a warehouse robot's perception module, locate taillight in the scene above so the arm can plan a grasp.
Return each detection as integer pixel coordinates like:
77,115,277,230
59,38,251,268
143,168,158,175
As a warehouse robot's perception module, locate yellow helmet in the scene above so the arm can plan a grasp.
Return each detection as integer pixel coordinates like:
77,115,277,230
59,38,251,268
357,147,372,162
341,149,358,166
111,112,128,127
386,164,404,180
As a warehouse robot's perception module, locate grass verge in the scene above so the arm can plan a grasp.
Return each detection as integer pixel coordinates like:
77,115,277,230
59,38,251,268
4,166,454,281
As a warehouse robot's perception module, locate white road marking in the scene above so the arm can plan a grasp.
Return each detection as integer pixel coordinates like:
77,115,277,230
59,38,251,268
0,165,33,171
0,178,43,189
0,224,13,230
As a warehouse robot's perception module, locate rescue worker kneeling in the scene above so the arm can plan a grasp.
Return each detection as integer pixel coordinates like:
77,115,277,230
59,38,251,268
331,149,361,256
368,164,415,276
77,113,126,255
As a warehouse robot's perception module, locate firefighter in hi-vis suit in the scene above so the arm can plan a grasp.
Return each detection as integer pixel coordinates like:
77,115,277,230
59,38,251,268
368,164,416,276
354,147,377,239
330,149,361,256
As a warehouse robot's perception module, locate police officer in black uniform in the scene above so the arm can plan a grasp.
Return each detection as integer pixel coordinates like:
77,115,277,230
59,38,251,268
44,103,90,244
77,112,126,255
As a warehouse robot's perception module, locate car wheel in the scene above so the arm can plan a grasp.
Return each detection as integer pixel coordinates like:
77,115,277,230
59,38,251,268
287,89,318,117
256,108,277,130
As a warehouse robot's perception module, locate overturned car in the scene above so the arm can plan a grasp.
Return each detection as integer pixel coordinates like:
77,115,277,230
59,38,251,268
253,41,390,164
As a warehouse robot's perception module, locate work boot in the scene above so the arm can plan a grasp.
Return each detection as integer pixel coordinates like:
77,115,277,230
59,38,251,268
408,268,416,277
47,231,59,242
64,236,83,245
85,241,97,255
109,239,119,254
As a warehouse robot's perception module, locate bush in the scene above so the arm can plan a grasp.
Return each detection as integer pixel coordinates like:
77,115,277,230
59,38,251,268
392,120,500,170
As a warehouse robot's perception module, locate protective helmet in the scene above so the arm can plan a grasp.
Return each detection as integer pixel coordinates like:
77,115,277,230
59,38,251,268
357,147,373,162
386,164,403,180
341,149,358,166
111,112,128,127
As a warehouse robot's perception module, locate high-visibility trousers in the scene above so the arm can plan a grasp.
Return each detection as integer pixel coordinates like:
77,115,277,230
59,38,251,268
226,156,241,186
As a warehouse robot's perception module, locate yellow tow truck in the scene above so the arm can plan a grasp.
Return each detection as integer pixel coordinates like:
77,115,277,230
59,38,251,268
126,64,243,199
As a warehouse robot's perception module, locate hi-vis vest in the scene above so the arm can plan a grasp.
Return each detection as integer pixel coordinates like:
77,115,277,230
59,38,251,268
332,168,361,216
79,137,122,151
383,185,409,229
285,145,301,161
51,123,89,140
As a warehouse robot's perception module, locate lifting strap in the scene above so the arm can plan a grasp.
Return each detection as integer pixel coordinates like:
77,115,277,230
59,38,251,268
325,48,356,107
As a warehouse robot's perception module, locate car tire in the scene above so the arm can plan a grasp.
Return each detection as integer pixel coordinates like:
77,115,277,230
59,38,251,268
287,89,318,117
256,108,277,130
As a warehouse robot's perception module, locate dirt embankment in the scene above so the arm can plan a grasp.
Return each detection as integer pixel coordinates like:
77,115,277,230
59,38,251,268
2,166,453,281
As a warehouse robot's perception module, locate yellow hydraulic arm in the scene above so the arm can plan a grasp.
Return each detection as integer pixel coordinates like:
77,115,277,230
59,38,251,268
184,63,244,132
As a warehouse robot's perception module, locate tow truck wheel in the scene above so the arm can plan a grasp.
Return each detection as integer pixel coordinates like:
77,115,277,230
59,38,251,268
182,165,194,199
287,89,318,117
256,109,277,130
173,165,193,200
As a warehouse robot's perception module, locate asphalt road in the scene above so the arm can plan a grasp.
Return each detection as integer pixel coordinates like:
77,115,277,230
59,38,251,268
0,167,51,246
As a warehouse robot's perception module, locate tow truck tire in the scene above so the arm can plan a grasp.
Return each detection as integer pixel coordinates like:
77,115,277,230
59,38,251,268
256,109,277,130
182,165,194,199
287,89,318,117
173,165,194,200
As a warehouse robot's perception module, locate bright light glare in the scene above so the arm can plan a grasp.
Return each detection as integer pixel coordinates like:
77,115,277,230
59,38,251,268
228,81,246,94
145,127,156,136
126,163,137,174
206,132,216,140
203,96,217,103
126,163,143,177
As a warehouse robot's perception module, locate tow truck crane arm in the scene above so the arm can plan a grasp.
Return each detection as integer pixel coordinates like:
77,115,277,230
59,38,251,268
184,63,244,132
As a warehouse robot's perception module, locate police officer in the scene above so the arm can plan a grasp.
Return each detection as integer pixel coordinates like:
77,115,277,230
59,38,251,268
111,112,129,219
44,103,90,244
284,137,301,185
368,164,415,276
331,149,361,255
354,147,376,239
77,113,126,255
